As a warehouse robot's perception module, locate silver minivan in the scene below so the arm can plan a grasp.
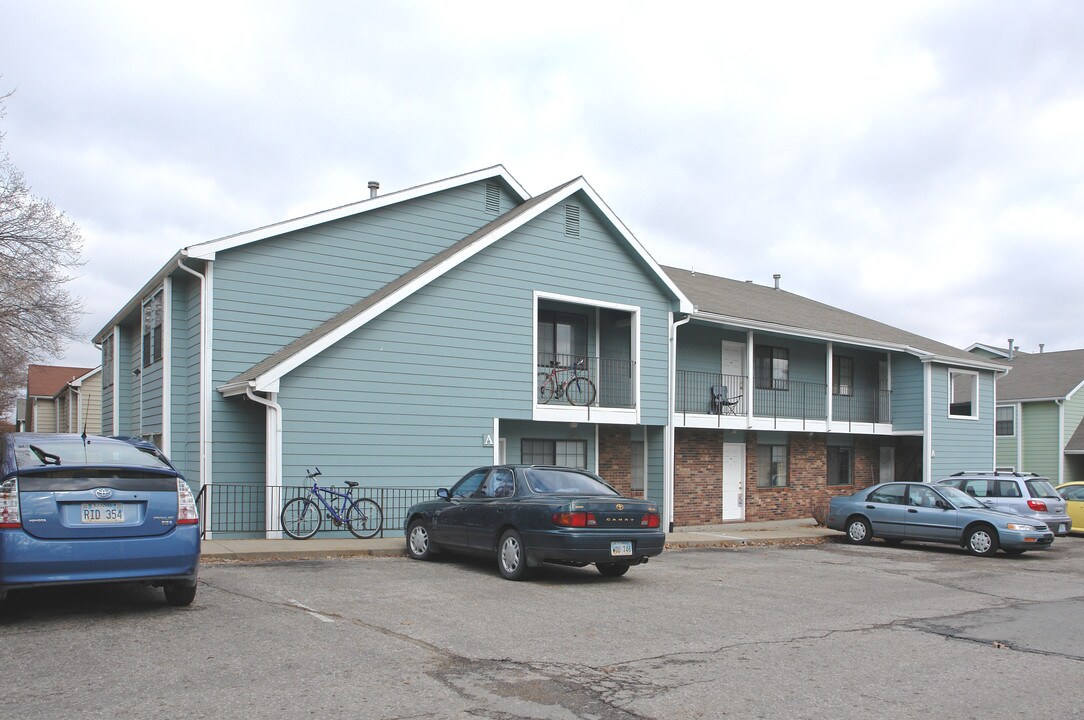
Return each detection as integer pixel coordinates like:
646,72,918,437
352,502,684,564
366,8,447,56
936,472,1072,535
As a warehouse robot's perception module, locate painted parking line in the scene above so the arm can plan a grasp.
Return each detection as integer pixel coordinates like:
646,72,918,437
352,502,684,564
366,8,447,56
287,599,334,623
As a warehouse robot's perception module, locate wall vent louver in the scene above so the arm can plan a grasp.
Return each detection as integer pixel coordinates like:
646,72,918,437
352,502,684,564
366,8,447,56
564,204,581,237
485,182,500,214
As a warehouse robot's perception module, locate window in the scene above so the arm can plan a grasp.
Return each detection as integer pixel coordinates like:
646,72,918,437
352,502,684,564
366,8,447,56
755,346,789,390
483,468,515,498
868,484,906,504
451,469,487,498
630,440,645,492
142,290,164,368
949,370,978,418
538,310,588,367
521,439,588,468
833,356,853,396
827,446,852,485
102,335,114,389
757,443,788,487
995,406,1015,436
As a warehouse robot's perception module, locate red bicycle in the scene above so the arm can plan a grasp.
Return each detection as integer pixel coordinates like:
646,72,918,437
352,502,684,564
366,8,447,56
537,358,597,406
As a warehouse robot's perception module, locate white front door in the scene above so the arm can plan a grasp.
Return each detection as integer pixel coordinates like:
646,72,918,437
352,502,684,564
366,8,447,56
721,341,745,378
722,442,746,521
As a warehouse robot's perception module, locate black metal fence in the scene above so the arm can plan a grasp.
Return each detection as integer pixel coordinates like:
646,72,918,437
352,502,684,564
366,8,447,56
537,353,635,408
195,484,440,539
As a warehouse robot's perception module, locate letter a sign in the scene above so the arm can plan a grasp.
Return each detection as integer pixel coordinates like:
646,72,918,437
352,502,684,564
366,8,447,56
482,434,494,447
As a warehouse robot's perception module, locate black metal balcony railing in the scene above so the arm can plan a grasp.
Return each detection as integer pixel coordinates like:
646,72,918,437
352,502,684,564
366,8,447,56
676,370,891,424
194,484,440,538
537,353,635,409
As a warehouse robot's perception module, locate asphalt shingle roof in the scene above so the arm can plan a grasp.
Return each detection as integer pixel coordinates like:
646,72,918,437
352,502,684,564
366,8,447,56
663,266,982,363
995,349,1084,401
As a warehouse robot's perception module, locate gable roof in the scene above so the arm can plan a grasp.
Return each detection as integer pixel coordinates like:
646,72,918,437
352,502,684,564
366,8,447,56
93,166,530,343
27,365,96,398
995,349,1084,401
664,267,1005,370
222,175,693,394
1065,418,1084,454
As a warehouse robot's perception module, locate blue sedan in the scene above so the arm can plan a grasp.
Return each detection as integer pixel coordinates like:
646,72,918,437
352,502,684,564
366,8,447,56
405,465,664,580
0,433,201,607
827,481,1055,556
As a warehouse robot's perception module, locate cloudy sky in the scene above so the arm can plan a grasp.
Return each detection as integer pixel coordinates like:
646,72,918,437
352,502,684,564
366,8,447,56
2,0,1082,368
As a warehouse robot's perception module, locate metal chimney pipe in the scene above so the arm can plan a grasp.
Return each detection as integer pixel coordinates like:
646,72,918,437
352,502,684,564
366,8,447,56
368,181,380,198
1039,344,1045,354
773,273,781,290
1007,338,1014,360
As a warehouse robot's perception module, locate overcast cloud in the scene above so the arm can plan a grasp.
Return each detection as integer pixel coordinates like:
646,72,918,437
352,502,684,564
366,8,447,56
2,0,1082,368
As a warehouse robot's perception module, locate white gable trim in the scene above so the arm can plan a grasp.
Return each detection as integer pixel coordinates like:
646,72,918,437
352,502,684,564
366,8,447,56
234,177,692,393
188,166,529,260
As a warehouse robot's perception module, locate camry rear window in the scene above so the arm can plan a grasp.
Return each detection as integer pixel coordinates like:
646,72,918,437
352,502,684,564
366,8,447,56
525,468,618,495
15,439,171,470
1025,480,1059,499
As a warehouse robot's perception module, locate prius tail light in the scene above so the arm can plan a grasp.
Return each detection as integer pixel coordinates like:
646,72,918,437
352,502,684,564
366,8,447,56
552,511,597,528
0,478,20,528
177,478,200,525
1027,499,1048,512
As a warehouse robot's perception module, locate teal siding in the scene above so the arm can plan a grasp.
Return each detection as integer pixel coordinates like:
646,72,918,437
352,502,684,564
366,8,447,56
117,324,137,434
676,324,747,373
996,413,1019,470
1021,401,1060,480
170,274,202,485
646,427,664,509
890,354,923,431
1062,391,1084,483
929,365,996,479
211,182,520,382
500,421,597,469
271,193,675,488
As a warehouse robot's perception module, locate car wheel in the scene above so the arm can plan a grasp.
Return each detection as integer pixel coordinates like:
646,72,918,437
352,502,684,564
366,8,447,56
407,519,435,560
965,525,999,557
164,581,197,607
497,529,529,581
845,516,873,545
597,562,630,577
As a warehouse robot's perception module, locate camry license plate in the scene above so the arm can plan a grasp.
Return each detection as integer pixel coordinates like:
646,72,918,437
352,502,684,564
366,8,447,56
81,502,124,523
610,540,633,557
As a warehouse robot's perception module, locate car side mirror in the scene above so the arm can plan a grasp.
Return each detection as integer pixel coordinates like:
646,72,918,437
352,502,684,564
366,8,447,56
437,488,451,501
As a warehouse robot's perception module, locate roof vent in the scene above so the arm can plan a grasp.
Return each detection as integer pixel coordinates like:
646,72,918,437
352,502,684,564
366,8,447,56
1039,344,1045,354
1007,338,1014,360
564,204,581,238
368,181,380,198
773,273,781,290
485,182,500,214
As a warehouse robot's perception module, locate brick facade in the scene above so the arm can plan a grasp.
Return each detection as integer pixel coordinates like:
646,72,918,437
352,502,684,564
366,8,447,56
598,426,635,497
674,429,882,525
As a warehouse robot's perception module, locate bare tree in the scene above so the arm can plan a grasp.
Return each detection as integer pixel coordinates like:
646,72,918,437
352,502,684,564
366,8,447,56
0,90,85,417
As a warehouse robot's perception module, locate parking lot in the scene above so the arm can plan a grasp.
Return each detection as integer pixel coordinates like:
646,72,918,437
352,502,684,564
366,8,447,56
4,536,1083,720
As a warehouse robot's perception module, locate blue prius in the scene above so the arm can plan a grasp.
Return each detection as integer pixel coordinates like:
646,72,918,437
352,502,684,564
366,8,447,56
0,433,201,607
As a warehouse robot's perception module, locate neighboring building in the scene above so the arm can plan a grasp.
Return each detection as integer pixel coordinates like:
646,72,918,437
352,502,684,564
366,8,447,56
94,166,1007,536
20,365,100,434
978,348,1084,484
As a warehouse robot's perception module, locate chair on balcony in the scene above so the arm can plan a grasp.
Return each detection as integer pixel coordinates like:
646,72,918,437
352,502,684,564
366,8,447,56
710,385,742,415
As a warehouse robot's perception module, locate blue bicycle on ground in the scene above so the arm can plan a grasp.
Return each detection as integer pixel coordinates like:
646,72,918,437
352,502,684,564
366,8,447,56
280,468,384,540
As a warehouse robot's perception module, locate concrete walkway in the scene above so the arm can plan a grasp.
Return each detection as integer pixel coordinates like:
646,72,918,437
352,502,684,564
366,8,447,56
201,518,841,562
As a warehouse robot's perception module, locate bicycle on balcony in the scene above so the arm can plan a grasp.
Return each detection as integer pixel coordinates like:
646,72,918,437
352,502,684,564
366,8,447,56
537,357,597,406
280,468,384,540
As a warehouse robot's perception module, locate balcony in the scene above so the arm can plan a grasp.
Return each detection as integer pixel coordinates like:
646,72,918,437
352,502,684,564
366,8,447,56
675,370,890,428
537,353,635,409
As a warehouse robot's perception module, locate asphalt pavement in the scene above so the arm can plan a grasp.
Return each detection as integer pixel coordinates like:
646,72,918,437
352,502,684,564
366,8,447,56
200,518,840,561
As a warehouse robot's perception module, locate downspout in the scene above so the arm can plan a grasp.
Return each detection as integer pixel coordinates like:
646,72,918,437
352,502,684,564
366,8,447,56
923,361,933,482
176,255,212,530
666,314,693,532
245,387,284,539
1056,398,1065,483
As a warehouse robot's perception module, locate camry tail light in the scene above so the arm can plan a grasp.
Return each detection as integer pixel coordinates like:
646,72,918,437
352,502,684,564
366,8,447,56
0,478,20,528
552,511,597,528
177,478,200,525
641,513,661,528
1027,499,1048,512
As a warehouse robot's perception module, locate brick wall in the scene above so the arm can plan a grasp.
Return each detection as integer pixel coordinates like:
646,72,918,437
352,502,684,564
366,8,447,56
673,429,723,525
598,426,634,497
674,430,883,525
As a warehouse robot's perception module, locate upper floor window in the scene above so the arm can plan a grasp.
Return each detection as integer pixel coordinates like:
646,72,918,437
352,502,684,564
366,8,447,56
949,370,978,418
995,405,1015,436
755,346,789,391
142,290,164,368
102,335,114,388
833,355,853,396
538,310,587,368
